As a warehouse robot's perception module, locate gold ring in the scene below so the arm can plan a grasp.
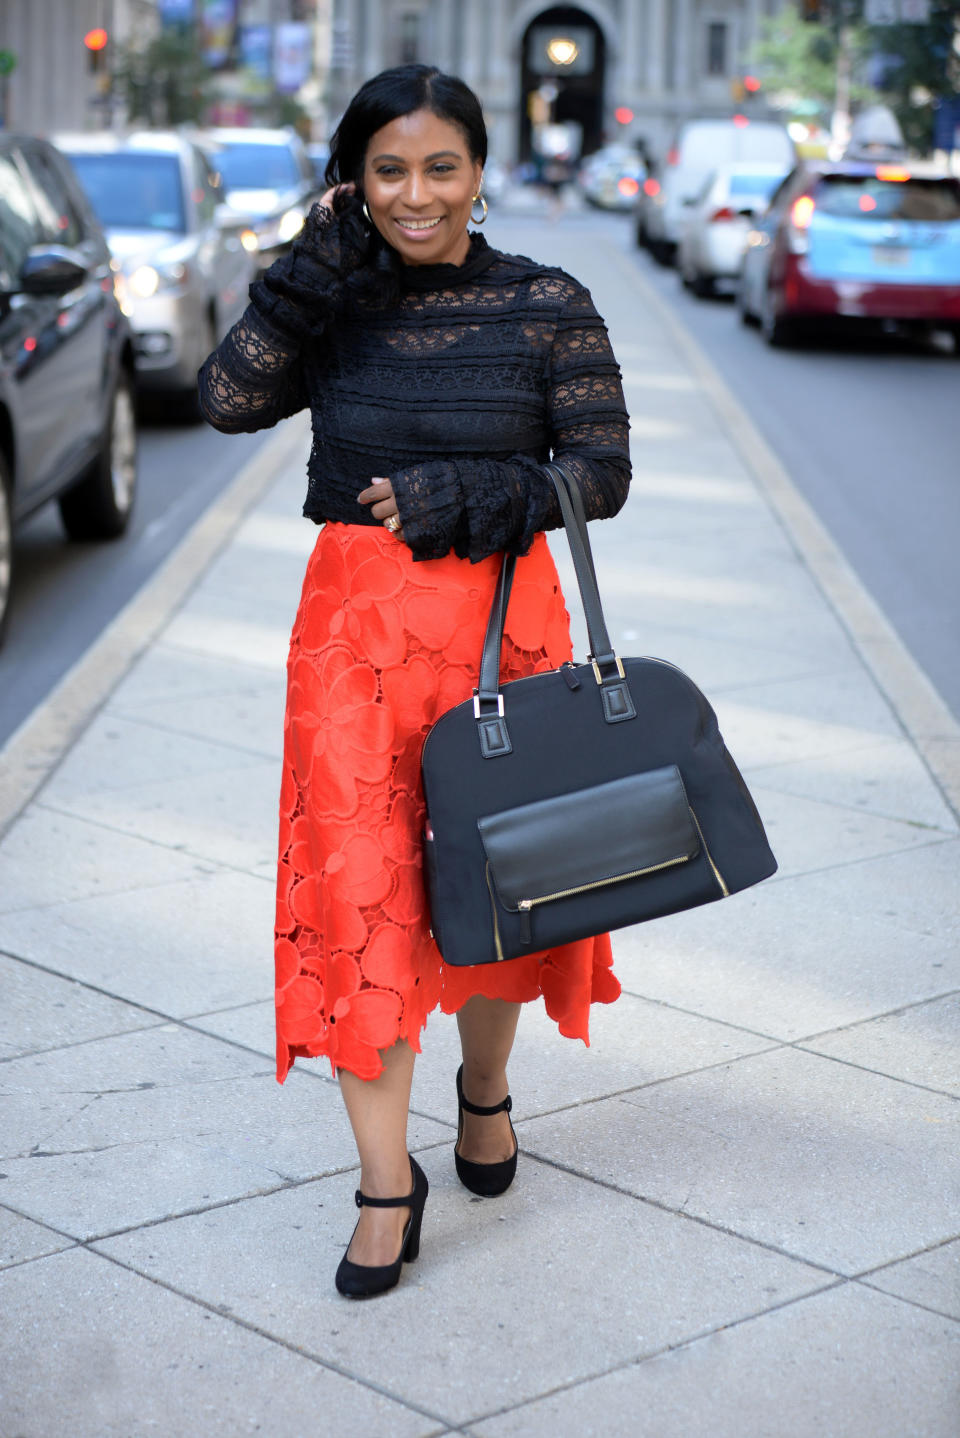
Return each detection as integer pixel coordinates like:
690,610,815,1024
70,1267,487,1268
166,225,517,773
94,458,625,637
384,514,401,533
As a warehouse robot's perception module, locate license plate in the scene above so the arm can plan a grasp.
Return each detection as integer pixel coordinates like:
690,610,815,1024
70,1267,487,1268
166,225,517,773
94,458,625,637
872,246,910,268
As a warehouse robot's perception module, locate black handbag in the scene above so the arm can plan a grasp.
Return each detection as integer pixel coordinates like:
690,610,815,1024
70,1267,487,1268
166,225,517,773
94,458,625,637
420,461,777,968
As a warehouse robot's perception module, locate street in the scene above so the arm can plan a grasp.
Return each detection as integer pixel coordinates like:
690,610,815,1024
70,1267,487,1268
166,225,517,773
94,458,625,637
0,411,271,746
2,204,956,745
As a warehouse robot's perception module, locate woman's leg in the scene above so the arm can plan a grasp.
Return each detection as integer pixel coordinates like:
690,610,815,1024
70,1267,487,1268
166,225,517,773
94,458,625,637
338,1038,417,1266
456,996,521,1163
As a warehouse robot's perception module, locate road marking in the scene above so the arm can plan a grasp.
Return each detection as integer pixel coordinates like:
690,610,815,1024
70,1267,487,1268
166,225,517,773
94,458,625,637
610,242,960,822
0,414,311,839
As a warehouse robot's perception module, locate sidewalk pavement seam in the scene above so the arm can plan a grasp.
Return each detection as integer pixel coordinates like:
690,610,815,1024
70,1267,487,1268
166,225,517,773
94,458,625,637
852,1281,960,1327
609,240,960,825
0,413,311,842
453,1276,853,1432
790,1044,960,1103
79,1242,458,1435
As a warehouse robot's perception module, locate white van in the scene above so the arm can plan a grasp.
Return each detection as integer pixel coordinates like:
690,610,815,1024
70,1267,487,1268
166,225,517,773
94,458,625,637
638,118,796,262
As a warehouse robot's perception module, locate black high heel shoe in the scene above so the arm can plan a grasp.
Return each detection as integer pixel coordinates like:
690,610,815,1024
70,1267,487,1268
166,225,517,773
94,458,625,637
454,1063,518,1198
335,1155,428,1299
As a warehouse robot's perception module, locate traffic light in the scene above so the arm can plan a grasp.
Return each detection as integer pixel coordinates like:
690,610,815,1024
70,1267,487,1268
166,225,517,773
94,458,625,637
84,28,109,72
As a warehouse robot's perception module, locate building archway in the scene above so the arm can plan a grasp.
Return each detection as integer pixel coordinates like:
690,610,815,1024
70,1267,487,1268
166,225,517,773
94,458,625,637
518,5,607,163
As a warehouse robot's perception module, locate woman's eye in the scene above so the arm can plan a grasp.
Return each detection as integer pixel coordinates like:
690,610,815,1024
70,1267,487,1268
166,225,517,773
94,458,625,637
377,166,403,177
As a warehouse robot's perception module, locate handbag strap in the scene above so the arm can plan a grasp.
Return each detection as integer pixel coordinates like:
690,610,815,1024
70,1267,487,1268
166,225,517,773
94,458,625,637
473,461,635,753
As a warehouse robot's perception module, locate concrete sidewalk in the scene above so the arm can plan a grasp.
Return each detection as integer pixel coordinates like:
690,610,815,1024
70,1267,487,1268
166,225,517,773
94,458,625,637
1,217,958,1437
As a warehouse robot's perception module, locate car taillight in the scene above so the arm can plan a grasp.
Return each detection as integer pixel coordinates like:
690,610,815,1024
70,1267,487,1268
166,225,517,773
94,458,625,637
618,176,640,197
732,114,749,129
787,194,815,255
709,206,737,222
666,147,678,167
643,177,661,197
876,165,909,182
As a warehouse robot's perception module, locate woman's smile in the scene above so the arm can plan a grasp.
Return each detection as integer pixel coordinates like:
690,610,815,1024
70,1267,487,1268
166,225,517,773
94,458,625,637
363,108,483,266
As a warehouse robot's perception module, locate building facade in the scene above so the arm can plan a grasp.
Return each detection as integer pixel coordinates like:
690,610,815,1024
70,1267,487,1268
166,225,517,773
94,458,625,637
0,0,159,134
328,0,790,163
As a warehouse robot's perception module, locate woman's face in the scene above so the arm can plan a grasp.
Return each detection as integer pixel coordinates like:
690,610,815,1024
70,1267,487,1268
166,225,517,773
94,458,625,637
362,108,483,267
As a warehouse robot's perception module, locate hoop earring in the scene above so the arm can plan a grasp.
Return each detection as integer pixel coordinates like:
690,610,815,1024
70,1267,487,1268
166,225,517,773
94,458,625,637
471,193,488,225
362,201,371,225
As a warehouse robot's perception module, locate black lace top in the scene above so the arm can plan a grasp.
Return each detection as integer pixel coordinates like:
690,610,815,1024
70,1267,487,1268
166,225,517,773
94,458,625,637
198,208,631,563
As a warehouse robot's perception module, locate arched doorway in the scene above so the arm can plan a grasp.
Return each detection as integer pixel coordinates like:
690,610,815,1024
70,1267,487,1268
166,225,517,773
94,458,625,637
519,6,606,163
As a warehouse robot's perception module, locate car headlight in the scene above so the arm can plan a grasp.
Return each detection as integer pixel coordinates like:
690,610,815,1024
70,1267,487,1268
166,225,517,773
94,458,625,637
127,261,189,299
240,228,259,253
277,207,306,243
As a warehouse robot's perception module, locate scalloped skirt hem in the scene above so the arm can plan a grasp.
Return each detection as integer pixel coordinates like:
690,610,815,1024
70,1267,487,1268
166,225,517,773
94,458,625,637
274,522,621,1084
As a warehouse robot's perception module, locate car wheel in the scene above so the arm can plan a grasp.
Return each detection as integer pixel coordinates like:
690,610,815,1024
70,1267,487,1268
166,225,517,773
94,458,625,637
635,218,647,248
736,279,758,327
951,326,960,357
760,288,795,348
178,311,217,423
691,270,714,299
59,370,138,541
0,454,13,649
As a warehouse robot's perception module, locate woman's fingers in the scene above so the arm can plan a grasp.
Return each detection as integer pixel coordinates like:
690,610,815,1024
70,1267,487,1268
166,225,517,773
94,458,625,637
319,181,356,211
357,477,399,525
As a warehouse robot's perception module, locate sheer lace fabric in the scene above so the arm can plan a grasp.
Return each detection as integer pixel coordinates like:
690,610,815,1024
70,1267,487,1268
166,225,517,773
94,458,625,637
199,222,631,565
275,525,621,1083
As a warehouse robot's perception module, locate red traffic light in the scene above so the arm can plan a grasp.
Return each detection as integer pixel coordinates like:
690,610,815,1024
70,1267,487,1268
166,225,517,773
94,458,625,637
614,107,634,126
743,75,761,93
84,28,109,52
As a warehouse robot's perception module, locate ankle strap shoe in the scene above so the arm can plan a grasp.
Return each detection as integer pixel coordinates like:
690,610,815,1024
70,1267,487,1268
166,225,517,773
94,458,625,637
454,1064,519,1198
335,1155,428,1299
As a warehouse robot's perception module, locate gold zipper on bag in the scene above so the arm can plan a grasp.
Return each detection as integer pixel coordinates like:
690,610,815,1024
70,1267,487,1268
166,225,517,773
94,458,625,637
484,861,506,961
516,852,691,916
688,809,730,896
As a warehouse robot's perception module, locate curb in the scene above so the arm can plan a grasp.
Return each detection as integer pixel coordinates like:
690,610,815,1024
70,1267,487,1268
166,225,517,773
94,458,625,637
0,412,311,840
608,243,960,825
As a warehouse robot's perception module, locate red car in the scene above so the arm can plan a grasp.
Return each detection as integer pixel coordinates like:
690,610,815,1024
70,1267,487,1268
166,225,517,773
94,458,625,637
738,159,960,348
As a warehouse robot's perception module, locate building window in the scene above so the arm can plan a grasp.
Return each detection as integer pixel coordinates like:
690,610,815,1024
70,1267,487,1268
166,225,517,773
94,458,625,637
400,13,420,64
706,21,728,77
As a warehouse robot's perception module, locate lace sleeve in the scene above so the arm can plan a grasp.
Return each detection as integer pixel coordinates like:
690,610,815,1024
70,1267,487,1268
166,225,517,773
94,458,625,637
198,201,362,434
390,277,631,563
197,309,307,434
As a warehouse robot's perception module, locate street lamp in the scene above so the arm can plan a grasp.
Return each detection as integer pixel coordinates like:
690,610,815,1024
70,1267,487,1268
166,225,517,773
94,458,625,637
546,37,579,66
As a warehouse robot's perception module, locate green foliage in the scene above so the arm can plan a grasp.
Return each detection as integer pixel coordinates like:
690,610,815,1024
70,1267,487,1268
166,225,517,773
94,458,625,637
865,2,960,153
115,27,214,127
749,7,875,118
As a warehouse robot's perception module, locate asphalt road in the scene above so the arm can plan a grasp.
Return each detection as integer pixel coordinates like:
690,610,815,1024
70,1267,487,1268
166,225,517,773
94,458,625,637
619,224,960,722
0,405,271,746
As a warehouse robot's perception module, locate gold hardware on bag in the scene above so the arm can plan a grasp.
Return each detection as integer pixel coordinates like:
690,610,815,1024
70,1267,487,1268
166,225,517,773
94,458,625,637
517,852,691,914
591,655,625,685
689,810,729,896
484,862,506,961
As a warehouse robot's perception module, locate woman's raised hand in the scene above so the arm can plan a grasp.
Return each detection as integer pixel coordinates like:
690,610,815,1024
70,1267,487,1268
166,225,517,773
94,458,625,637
357,477,404,540
319,181,356,214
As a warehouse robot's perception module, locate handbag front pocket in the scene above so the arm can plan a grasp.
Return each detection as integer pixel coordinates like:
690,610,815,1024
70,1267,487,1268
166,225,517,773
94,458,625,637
478,765,712,949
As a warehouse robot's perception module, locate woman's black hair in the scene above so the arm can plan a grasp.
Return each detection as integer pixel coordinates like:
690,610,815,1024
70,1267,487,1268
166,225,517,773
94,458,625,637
325,65,488,307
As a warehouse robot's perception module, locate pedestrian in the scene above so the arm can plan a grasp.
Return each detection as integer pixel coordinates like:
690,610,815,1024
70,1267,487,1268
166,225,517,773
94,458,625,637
198,63,631,1299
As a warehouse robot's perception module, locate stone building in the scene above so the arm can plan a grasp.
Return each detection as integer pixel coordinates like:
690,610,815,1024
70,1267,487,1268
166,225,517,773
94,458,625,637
328,0,790,163
0,0,159,134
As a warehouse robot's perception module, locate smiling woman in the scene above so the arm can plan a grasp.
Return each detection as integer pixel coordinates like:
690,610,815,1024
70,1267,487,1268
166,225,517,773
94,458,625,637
197,63,631,1302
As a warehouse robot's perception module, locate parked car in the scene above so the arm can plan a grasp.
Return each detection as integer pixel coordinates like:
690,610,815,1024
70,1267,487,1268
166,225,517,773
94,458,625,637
737,158,960,349
637,118,795,264
677,162,789,296
57,131,253,412
205,127,323,267
0,135,137,646
578,144,647,211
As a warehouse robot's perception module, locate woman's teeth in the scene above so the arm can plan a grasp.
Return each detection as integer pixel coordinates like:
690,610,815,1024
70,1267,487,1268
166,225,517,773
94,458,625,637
398,218,441,230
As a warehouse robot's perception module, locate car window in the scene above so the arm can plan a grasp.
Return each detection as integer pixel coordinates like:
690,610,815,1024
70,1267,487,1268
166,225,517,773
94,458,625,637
21,145,85,247
813,174,960,222
0,152,40,278
216,142,301,191
729,173,785,200
65,152,186,233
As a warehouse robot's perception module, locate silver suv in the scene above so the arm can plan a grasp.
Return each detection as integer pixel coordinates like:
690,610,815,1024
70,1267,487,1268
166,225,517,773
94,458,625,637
57,131,254,411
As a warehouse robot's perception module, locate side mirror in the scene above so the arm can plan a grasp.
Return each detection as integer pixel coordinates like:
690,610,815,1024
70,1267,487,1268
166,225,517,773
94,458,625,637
20,246,89,295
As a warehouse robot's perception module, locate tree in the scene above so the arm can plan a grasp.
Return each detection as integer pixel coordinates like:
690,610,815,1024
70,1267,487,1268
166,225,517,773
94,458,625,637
115,27,214,127
865,2,960,152
749,6,876,122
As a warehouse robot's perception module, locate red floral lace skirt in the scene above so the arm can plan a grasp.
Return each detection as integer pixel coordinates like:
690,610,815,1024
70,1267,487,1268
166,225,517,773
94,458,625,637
274,522,621,1082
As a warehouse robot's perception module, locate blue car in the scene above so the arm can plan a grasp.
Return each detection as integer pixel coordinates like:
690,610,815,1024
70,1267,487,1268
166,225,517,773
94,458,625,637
738,159,960,348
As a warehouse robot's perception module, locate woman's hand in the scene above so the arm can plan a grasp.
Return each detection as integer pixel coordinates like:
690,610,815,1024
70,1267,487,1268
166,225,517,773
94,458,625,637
318,181,355,214
357,477,404,539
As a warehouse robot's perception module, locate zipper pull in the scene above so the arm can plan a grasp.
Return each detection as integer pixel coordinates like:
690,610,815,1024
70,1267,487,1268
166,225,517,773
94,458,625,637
519,901,532,946
561,663,581,692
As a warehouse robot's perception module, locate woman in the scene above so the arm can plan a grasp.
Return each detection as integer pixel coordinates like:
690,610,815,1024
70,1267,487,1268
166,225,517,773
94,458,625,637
199,64,630,1299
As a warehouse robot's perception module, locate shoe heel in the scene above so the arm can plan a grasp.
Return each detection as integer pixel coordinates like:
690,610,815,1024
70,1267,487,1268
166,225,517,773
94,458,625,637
404,1206,423,1263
